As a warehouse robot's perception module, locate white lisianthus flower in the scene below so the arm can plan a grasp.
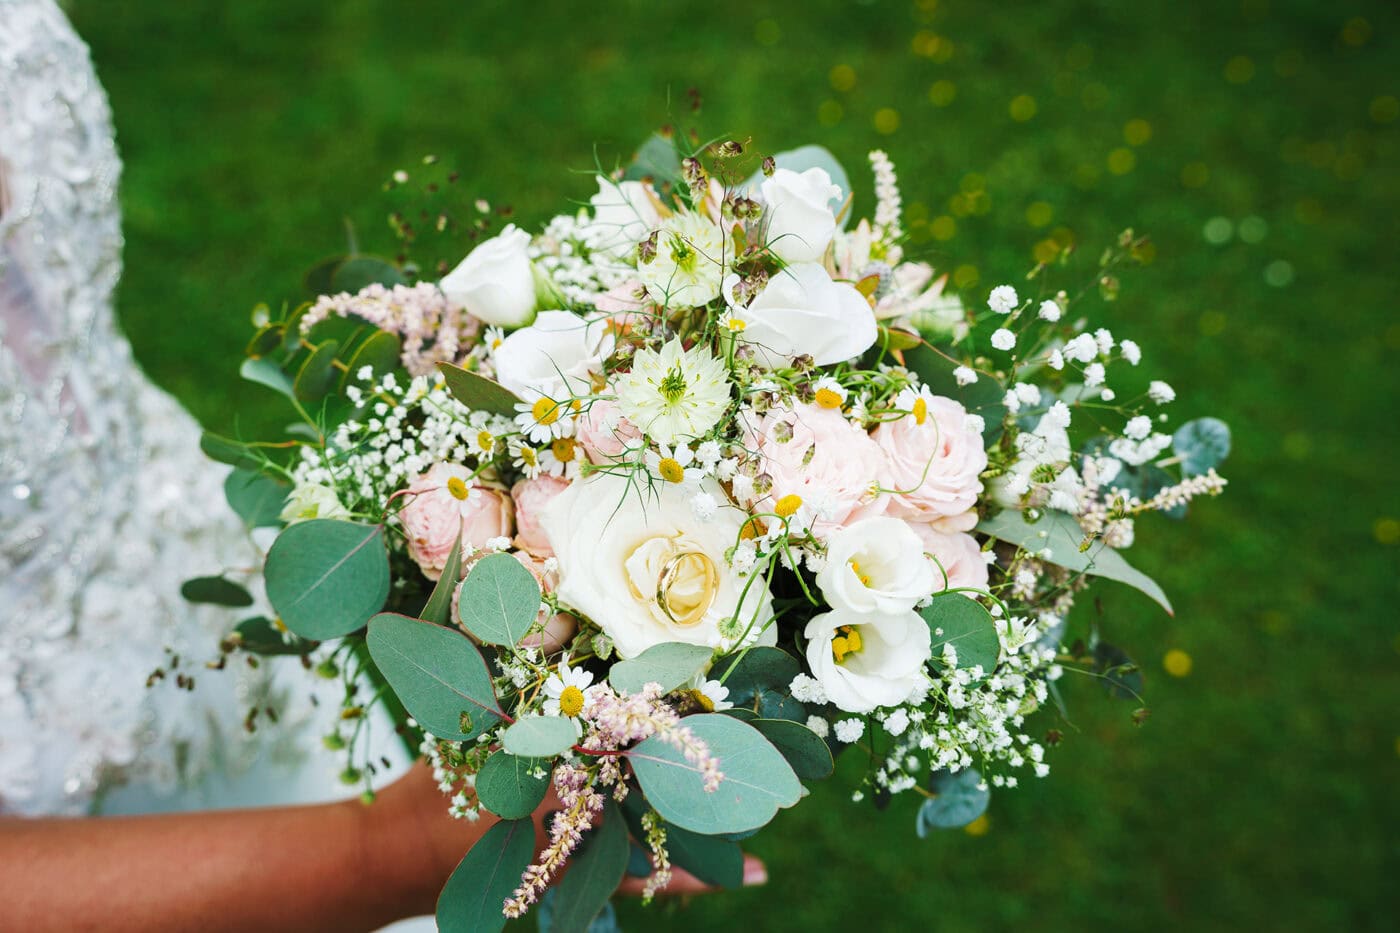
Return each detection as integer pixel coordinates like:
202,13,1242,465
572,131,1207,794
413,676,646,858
584,177,661,259
816,517,938,616
803,607,932,714
759,166,841,263
614,338,730,445
490,310,613,401
279,482,350,524
439,224,537,328
637,212,726,308
725,263,877,368
541,472,775,659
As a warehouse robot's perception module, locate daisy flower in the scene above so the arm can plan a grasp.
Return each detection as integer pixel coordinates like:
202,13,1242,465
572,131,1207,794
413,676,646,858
644,443,703,487
513,395,576,444
539,436,583,479
467,426,498,459
811,375,848,410
688,675,734,713
508,438,543,479
614,338,730,444
543,660,597,720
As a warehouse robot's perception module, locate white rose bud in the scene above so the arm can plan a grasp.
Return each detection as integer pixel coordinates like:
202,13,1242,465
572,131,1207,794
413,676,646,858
439,224,537,328
759,167,841,263
725,263,877,368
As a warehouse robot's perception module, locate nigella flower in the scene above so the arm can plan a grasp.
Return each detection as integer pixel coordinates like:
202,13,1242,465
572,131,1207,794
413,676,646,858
614,338,730,445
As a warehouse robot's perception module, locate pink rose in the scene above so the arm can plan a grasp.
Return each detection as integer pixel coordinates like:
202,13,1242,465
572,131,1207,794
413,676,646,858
511,476,569,558
908,521,989,594
575,400,641,464
400,463,514,581
742,402,886,536
873,390,987,523
594,279,649,328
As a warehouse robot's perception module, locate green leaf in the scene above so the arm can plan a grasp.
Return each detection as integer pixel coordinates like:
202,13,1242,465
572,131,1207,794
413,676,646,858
232,616,313,655
622,132,683,183
549,799,628,933
709,646,800,704
608,642,714,695
293,339,340,402
753,687,807,723
1173,417,1231,475
437,362,523,417
223,468,289,528
342,329,402,388
265,520,390,639
456,552,541,646
745,145,853,227
921,594,1000,672
749,718,834,780
239,356,295,400
501,715,577,758
199,431,263,470
420,535,463,627
435,817,535,933
180,576,254,607
916,768,989,835
366,613,502,741
979,509,1173,615
627,713,801,835
476,751,550,819
331,255,406,293
538,891,620,933
245,323,285,358
619,793,744,889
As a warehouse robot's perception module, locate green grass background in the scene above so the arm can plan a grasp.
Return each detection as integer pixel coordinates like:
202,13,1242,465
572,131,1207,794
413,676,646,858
68,0,1397,928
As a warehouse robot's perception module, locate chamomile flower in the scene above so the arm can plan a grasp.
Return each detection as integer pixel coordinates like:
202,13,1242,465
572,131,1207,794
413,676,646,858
614,338,730,444
467,427,498,459
508,437,544,479
688,675,734,713
514,395,577,444
645,443,703,487
542,661,597,720
539,436,583,478
812,376,849,410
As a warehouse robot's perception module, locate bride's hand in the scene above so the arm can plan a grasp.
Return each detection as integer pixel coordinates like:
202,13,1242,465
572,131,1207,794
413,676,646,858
374,762,766,914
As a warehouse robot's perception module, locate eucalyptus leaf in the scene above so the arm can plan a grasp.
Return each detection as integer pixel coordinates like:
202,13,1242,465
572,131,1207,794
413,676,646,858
921,594,1000,672
621,132,683,183
239,356,295,400
979,509,1173,615
749,718,834,780
537,889,622,933
342,329,402,388
293,339,340,402
618,793,744,889
245,323,285,358
223,468,288,528
754,687,807,723
627,713,800,835
265,520,390,639
548,799,628,932
435,818,535,933
199,431,262,470
709,646,800,705
232,616,312,656
419,535,463,628
331,255,406,293
456,552,541,646
608,642,713,695
476,751,550,819
905,344,1007,437
1173,417,1231,475
366,613,502,741
180,576,254,607
437,362,523,417
501,715,578,758
916,768,989,835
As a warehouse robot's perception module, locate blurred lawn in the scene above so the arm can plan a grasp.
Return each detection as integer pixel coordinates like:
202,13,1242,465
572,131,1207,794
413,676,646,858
70,0,1398,929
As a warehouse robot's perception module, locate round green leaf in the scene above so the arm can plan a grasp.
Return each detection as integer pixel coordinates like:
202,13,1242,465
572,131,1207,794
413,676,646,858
181,575,254,607
331,255,406,293
1173,417,1232,475
921,593,1001,672
916,768,989,835
245,323,285,358
457,552,542,646
476,751,550,819
366,613,502,741
436,818,535,933
709,646,800,704
501,715,578,758
223,468,289,528
265,520,389,640
749,718,834,780
608,642,714,695
240,356,295,400
293,339,340,402
342,329,402,388
627,713,801,835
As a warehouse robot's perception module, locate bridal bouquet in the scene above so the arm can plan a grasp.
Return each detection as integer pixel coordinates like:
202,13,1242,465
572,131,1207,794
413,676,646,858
186,134,1228,930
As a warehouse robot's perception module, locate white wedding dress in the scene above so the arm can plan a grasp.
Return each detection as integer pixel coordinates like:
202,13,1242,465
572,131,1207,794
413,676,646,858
0,0,418,837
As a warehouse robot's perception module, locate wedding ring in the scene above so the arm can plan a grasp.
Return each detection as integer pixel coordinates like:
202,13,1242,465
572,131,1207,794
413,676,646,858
655,549,718,627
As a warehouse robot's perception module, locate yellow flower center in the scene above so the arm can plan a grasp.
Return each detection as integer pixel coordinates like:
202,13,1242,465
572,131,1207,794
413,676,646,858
815,387,843,409
476,430,495,452
551,437,577,462
446,477,471,500
531,396,562,425
726,317,747,333
657,457,686,483
558,685,585,717
774,494,803,518
849,559,872,587
912,396,928,425
690,689,715,712
519,446,538,467
740,517,766,540
831,624,864,664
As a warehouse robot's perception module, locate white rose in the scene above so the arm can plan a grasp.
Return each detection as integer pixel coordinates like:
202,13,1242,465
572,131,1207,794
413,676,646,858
726,263,877,368
541,472,775,659
759,167,841,263
816,517,938,615
439,224,537,328
585,178,661,259
279,482,350,524
803,607,931,714
490,310,613,402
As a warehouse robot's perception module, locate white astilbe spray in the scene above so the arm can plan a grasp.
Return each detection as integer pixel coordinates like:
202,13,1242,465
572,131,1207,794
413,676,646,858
869,149,902,242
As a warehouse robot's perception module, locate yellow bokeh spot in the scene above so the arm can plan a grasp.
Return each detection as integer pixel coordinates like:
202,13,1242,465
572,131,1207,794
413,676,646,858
1124,118,1152,146
754,18,781,46
815,387,843,409
558,685,585,717
930,215,956,241
774,494,803,518
1025,201,1054,228
1374,517,1400,546
830,64,857,92
1224,55,1255,84
1181,161,1210,188
531,396,561,425
1370,96,1399,124
1341,17,1372,46
928,80,957,107
818,99,844,127
1009,94,1038,122
657,457,685,483
551,437,577,463
952,264,979,289
874,107,901,134
1163,649,1193,678
960,172,985,194
1199,310,1226,336
911,30,945,58
1032,239,1062,265
446,477,470,501
964,814,991,836
1107,147,1136,175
